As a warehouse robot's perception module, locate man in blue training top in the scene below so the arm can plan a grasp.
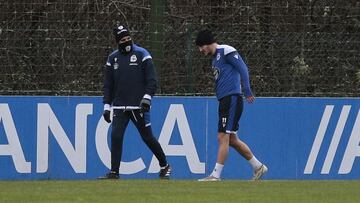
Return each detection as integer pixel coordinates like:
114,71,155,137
99,25,171,179
196,29,267,181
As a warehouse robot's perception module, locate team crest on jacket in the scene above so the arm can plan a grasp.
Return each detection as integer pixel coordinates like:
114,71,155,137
216,53,221,61
212,66,220,80
130,55,137,62
113,63,119,70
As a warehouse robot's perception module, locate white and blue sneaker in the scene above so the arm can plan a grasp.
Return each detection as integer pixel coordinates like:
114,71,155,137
252,164,268,180
198,175,221,182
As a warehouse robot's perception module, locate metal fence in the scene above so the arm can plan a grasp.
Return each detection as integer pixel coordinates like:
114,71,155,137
0,0,359,96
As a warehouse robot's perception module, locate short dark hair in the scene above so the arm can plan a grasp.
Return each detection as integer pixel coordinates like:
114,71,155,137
195,29,216,46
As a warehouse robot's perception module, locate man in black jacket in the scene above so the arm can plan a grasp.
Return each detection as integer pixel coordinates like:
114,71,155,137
99,25,171,179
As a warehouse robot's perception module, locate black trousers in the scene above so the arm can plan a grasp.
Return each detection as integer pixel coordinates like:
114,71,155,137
110,109,167,173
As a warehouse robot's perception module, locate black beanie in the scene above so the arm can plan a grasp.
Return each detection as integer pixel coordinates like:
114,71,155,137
195,29,215,46
113,25,130,42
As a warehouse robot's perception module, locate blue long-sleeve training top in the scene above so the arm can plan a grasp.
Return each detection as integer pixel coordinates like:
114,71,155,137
211,44,253,100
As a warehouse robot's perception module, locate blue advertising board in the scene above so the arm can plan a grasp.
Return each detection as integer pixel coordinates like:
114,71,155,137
0,96,359,180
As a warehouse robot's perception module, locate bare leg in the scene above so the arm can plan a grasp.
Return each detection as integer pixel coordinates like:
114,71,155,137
216,132,230,164
229,133,268,180
206,132,229,179
229,133,253,160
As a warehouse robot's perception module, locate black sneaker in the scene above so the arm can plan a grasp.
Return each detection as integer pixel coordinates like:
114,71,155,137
159,164,171,179
98,171,119,179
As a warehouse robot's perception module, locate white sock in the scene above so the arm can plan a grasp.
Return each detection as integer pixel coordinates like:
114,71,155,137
248,156,262,171
210,163,224,178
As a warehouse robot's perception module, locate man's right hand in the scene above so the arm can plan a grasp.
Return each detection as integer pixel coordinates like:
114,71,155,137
140,98,151,113
246,95,255,104
103,110,111,123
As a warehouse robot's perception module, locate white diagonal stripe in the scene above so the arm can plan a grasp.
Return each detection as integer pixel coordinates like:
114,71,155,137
304,105,334,174
321,105,351,174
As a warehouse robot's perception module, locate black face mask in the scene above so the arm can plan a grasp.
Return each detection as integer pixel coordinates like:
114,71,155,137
118,40,133,53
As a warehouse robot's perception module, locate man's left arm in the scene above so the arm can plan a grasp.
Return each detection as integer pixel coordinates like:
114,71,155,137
143,57,157,96
226,52,254,102
140,56,157,112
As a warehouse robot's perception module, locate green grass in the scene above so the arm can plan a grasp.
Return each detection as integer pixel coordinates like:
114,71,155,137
0,180,359,203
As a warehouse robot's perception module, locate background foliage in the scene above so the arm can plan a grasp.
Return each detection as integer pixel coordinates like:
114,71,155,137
0,0,359,96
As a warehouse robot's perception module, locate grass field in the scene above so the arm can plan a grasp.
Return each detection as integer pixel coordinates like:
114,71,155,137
1,180,359,203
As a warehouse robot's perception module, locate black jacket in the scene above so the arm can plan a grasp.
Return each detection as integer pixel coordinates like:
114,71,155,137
103,44,157,107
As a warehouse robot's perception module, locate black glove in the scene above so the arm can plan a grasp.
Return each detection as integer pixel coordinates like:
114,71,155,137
140,98,151,112
103,110,111,123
